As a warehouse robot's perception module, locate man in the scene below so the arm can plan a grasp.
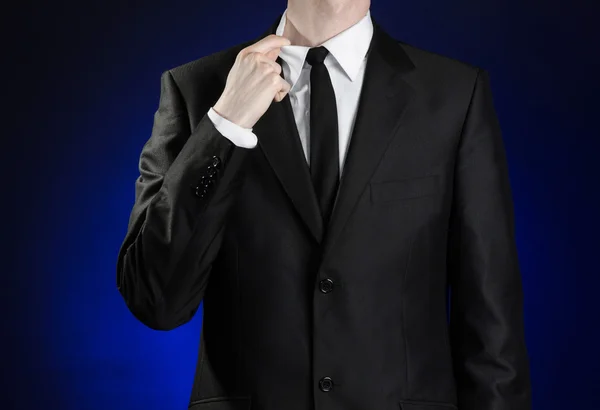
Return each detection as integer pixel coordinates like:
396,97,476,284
116,0,532,409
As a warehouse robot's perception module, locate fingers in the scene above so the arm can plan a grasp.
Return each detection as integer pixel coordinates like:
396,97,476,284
242,34,290,57
273,77,291,102
255,53,282,75
264,46,283,62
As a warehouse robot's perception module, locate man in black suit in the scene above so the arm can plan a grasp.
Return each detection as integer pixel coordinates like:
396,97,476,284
116,0,532,409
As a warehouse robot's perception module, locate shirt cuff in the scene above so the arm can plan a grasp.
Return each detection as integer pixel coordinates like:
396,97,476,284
207,107,258,149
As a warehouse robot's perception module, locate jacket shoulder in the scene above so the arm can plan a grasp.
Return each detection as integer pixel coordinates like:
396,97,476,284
166,39,253,86
156,39,256,112
399,40,481,78
394,40,484,102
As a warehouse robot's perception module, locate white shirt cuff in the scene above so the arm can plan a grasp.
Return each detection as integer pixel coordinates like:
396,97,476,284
207,107,258,149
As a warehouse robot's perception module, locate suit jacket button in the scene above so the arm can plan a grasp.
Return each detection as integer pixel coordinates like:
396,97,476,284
195,186,208,198
319,278,334,294
319,377,333,392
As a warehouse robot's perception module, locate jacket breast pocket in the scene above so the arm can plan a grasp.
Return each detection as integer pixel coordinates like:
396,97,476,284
370,175,440,203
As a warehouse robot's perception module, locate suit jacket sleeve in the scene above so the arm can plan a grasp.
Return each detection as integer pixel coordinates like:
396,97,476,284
116,70,248,331
447,69,532,410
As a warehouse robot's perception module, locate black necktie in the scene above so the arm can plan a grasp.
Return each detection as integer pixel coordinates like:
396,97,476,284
306,46,339,229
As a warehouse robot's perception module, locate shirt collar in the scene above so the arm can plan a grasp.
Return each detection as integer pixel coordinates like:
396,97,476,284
275,9,374,92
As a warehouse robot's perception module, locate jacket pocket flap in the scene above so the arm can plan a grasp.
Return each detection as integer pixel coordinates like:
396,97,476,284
189,396,251,410
398,400,457,410
371,175,439,203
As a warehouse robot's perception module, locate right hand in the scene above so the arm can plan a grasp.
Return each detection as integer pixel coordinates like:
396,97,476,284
213,34,292,129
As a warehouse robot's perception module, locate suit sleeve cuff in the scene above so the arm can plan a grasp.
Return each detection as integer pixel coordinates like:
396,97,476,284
207,107,258,149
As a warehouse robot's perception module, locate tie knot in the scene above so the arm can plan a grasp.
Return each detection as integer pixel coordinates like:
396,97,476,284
306,46,329,66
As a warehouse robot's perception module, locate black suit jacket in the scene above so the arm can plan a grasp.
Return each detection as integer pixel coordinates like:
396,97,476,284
117,14,531,410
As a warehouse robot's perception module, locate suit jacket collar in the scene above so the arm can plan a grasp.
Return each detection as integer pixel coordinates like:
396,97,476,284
217,13,416,264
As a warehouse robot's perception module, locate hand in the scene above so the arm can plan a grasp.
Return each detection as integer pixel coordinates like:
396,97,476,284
213,34,292,129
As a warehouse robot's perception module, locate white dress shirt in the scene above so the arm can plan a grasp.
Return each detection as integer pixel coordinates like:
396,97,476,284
207,8,374,175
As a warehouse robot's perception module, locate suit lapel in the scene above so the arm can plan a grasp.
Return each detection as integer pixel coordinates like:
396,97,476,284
254,65,325,243
252,16,324,243
320,21,417,265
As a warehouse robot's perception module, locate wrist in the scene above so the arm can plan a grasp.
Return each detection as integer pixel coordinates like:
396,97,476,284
214,96,252,129
212,98,229,120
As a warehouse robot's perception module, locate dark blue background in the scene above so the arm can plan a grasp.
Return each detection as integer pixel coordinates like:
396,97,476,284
5,0,599,409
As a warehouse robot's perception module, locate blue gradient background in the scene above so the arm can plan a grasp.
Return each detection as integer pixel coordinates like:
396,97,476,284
4,0,599,409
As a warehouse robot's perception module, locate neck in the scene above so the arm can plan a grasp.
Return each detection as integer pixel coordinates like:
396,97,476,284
283,0,370,47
